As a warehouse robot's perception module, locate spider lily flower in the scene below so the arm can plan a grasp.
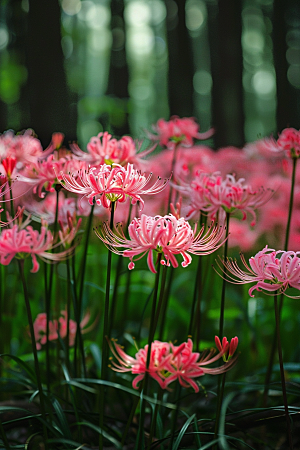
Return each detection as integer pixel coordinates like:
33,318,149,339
57,163,169,210
109,337,238,391
277,127,300,159
0,129,43,167
215,245,300,298
19,153,85,198
58,211,82,248
0,222,75,272
95,213,226,273
71,131,154,168
182,171,273,226
215,336,239,362
149,116,214,149
33,309,93,350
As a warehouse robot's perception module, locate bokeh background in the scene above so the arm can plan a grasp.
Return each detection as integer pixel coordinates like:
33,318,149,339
0,0,300,148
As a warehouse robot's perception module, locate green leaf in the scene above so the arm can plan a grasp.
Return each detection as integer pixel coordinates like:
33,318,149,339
172,413,195,450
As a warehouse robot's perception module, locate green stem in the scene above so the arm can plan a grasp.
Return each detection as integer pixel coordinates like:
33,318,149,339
158,266,174,340
99,202,115,450
121,395,141,447
284,157,297,252
274,294,294,449
264,157,297,402
213,372,226,445
18,260,48,449
218,213,230,339
108,254,123,337
153,264,168,335
168,383,182,449
76,202,95,378
137,254,162,450
147,390,163,450
167,141,180,210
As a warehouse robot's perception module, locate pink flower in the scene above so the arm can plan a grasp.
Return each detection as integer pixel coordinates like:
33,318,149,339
33,313,59,350
58,163,169,210
215,336,238,362
0,222,74,272
0,129,43,167
277,128,300,159
109,337,238,391
33,310,92,350
149,116,214,149
58,211,82,248
71,131,153,169
182,171,273,226
95,214,226,273
215,245,300,298
19,152,84,198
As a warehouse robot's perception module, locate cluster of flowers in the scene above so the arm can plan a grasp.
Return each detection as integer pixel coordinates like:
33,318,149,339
33,310,92,350
109,336,238,391
3,116,300,389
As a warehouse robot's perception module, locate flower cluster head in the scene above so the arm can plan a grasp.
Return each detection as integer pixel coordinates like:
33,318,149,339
183,171,273,226
71,131,152,168
149,116,214,150
277,128,300,159
109,337,238,391
215,336,239,362
0,215,74,272
58,163,169,210
95,213,226,273
215,245,300,298
33,309,92,350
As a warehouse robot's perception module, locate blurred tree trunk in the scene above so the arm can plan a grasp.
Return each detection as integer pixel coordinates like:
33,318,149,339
166,0,193,118
106,0,130,136
273,0,300,130
26,0,77,146
207,0,244,148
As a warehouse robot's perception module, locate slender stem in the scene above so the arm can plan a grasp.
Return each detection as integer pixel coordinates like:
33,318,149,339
284,157,297,252
121,395,141,447
153,264,168,335
168,383,182,449
147,390,163,450
99,202,115,450
213,213,230,446
167,142,180,210
189,255,202,337
18,260,48,449
158,266,174,340
218,213,230,339
274,294,294,449
264,157,297,402
66,258,72,372
108,254,123,336
75,203,95,378
137,254,162,450
213,372,226,445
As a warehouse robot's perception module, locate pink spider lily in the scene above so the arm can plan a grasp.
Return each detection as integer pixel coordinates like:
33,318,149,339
95,213,226,273
277,128,300,159
215,336,239,362
149,116,214,149
19,151,85,198
57,163,169,210
0,223,75,272
182,171,273,226
214,245,300,298
109,337,238,391
0,129,43,166
33,309,93,350
58,211,82,247
71,131,154,168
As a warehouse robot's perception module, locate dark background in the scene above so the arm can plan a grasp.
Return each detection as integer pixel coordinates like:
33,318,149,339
0,0,299,148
